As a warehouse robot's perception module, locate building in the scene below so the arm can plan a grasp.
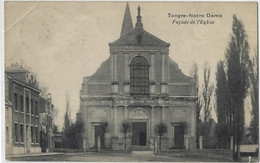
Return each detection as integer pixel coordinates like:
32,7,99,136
79,3,197,150
39,94,54,152
5,74,13,155
5,65,41,154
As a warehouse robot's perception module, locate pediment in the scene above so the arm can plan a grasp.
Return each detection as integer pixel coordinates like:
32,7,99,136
110,28,170,46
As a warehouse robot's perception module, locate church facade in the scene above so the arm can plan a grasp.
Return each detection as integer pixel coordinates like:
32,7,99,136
80,3,197,150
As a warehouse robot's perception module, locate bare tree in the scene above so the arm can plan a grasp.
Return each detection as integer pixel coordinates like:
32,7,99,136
202,62,214,123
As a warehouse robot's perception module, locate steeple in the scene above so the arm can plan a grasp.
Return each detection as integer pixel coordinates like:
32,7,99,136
135,6,143,29
120,2,134,37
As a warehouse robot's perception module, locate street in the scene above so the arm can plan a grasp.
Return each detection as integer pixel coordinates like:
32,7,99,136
7,152,244,162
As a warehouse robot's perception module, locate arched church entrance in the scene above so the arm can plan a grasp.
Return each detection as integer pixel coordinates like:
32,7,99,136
129,108,149,146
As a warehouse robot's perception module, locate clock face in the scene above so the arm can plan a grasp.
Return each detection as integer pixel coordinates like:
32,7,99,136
20,6,67,54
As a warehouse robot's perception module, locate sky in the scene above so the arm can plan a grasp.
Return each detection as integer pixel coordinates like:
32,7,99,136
4,2,257,130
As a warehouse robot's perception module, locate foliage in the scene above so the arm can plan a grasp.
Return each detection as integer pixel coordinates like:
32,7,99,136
121,120,131,135
215,61,231,148
53,124,59,134
154,122,168,151
215,123,230,149
249,52,259,144
63,94,71,131
121,120,131,150
225,14,251,160
190,63,202,124
62,121,83,149
198,121,217,149
202,62,214,123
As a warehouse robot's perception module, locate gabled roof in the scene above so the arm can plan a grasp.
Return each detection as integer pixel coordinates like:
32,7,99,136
110,28,170,46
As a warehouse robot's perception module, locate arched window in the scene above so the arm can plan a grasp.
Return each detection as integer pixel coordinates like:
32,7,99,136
130,56,149,95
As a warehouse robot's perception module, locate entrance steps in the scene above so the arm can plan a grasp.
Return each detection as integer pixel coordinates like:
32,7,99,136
131,146,154,155
132,150,154,155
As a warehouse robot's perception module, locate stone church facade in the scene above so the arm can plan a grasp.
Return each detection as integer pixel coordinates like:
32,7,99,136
80,3,197,150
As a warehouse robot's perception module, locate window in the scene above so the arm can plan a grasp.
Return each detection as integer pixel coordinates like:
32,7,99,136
35,101,38,116
20,95,23,112
31,126,34,143
35,127,38,143
31,99,34,115
26,97,29,113
6,127,9,143
20,124,24,142
14,123,18,142
14,93,18,110
130,56,149,95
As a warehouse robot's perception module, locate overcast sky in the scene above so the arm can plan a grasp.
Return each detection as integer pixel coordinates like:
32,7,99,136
4,2,257,130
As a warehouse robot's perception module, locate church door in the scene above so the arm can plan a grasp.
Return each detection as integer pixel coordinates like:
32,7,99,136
132,122,147,146
174,125,184,148
94,125,105,149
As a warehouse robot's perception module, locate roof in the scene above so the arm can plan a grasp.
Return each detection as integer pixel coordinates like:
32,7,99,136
110,4,170,47
5,65,30,74
110,28,170,46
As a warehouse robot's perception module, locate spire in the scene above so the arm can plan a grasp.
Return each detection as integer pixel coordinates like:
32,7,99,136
135,6,143,29
120,2,134,37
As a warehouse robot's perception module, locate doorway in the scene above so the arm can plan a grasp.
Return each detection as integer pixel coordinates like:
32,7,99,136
94,125,105,148
174,125,184,148
132,122,147,146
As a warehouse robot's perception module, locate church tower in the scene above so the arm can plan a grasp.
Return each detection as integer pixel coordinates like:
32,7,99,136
80,3,197,151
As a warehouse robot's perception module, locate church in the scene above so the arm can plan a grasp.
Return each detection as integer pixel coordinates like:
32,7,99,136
80,3,197,151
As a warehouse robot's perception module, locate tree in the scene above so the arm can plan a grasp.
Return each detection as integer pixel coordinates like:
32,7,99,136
121,120,131,150
154,123,168,151
215,60,231,148
63,94,71,131
53,124,59,134
249,52,258,144
225,15,251,161
190,63,203,148
202,62,214,123
190,63,202,124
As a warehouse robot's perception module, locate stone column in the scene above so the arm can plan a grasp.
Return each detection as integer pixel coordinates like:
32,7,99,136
230,136,233,150
113,53,118,82
199,136,203,150
161,53,165,82
172,125,175,146
124,54,130,94
151,106,155,136
112,53,119,94
125,54,129,82
114,107,118,136
161,53,168,94
150,53,155,81
92,125,95,147
124,105,128,120
162,106,166,123
149,53,156,94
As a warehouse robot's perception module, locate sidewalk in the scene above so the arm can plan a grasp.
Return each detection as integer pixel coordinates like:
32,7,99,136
6,152,64,159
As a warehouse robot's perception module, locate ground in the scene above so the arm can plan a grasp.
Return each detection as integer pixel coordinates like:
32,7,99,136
7,152,258,162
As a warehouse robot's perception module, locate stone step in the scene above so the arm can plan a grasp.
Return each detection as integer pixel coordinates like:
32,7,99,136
132,150,154,155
